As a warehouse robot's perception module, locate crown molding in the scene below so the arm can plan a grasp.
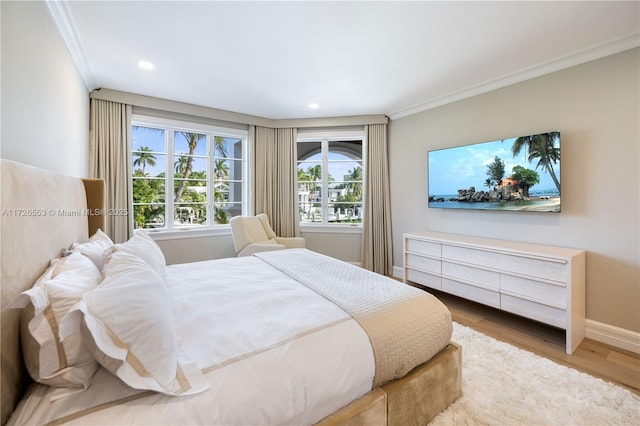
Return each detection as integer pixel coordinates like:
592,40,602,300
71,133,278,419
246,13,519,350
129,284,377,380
275,115,388,128
45,0,95,90
388,34,640,120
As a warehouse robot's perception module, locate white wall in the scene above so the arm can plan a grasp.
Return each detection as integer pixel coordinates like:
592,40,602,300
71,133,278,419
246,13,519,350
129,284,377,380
389,48,639,333
153,233,237,265
1,1,89,176
301,230,362,264
155,229,362,266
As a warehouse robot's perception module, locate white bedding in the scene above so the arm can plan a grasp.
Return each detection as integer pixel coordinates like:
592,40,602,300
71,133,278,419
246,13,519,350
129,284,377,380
8,256,375,425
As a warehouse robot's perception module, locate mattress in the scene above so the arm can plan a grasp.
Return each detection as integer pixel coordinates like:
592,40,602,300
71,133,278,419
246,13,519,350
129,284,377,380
8,251,452,425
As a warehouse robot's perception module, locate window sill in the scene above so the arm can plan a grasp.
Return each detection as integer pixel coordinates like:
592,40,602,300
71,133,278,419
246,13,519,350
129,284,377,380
141,224,362,240
143,226,231,241
300,224,363,234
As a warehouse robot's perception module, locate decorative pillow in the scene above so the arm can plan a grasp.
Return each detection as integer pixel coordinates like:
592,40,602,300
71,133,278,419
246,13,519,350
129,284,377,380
61,251,207,396
72,229,114,271
10,252,101,388
114,230,166,279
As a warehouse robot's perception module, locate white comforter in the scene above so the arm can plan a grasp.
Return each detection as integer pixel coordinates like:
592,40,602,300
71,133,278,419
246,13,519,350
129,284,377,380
9,256,375,425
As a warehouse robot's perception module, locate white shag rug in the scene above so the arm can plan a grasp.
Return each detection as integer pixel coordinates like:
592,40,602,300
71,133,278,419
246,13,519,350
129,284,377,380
430,323,640,425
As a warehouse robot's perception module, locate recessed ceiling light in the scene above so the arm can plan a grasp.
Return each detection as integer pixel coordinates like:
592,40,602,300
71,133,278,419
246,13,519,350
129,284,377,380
138,60,154,70
308,103,320,109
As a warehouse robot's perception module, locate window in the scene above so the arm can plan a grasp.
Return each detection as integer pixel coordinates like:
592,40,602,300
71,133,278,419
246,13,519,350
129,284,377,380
297,132,364,226
131,116,248,231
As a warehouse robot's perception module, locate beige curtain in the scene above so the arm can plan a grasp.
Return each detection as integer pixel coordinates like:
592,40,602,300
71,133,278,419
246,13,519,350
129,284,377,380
89,99,132,243
252,126,300,237
362,124,393,275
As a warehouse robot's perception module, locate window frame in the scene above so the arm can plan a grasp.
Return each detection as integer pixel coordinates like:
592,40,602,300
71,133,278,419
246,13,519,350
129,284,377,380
131,114,250,235
297,129,365,229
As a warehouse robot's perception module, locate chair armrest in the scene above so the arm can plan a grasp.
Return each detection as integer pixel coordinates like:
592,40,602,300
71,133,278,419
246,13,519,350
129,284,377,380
274,237,306,249
237,242,286,257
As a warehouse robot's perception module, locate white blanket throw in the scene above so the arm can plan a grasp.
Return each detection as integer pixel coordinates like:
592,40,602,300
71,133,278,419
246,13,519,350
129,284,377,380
255,249,453,386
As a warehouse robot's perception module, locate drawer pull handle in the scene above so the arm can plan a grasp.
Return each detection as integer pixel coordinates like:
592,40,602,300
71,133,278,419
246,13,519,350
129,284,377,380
442,275,499,292
500,290,566,310
500,270,566,287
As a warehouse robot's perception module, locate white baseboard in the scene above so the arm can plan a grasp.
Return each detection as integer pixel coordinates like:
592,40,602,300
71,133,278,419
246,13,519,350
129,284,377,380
392,265,404,280
586,320,640,354
393,265,640,354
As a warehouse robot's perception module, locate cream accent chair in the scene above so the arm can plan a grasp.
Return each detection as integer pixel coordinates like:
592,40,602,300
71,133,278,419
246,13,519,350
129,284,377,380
229,213,305,257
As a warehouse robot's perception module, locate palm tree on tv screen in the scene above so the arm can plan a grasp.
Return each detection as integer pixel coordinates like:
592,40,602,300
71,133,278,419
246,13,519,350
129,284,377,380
511,132,561,194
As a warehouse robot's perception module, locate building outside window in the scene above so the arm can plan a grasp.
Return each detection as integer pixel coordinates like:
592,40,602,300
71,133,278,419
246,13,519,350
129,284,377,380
131,116,248,231
297,131,364,226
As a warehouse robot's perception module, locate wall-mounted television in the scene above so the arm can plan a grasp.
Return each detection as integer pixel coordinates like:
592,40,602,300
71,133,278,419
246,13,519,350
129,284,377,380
427,131,561,213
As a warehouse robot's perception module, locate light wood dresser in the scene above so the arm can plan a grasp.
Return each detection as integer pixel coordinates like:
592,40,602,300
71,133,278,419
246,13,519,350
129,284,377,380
403,231,586,354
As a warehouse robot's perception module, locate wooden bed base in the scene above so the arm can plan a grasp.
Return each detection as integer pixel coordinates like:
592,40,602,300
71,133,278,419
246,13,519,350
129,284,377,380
0,159,461,426
318,343,461,426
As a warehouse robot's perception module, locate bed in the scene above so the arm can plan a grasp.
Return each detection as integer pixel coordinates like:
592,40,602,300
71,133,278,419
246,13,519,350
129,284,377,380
1,159,461,426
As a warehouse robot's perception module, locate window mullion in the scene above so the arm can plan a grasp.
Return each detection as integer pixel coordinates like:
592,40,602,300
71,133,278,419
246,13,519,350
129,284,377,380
243,136,250,216
207,134,213,227
321,139,329,225
167,130,175,230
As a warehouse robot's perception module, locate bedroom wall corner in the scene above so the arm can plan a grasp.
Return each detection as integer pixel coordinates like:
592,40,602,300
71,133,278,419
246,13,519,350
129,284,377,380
1,0,89,177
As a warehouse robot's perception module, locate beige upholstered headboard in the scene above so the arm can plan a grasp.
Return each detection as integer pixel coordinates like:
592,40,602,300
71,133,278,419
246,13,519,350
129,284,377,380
0,159,105,425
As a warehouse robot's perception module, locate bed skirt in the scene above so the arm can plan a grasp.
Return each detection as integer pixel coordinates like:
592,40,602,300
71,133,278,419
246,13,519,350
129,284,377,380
317,342,462,426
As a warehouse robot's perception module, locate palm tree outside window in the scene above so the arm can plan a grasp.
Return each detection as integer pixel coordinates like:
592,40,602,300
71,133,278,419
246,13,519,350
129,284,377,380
297,136,364,225
131,116,248,231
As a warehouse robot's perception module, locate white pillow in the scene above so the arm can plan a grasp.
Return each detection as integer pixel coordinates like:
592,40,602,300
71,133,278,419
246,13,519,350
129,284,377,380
72,229,114,271
61,251,208,396
11,252,101,388
114,230,166,278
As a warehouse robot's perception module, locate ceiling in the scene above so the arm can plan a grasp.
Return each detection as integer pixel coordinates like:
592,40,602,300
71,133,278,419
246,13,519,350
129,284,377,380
50,1,639,120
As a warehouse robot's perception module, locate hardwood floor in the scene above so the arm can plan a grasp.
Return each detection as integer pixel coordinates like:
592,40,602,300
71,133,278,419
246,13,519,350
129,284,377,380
427,288,640,395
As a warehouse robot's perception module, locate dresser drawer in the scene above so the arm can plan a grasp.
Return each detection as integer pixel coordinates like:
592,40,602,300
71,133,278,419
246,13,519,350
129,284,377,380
442,261,500,290
500,253,568,283
442,244,500,268
501,294,565,329
406,239,441,257
442,278,500,308
406,268,441,290
404,231,584,354
406,253,440,274
501,274,566,309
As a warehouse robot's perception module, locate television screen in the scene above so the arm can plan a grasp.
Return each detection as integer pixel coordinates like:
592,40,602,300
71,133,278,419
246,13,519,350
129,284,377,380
427,131,560,213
